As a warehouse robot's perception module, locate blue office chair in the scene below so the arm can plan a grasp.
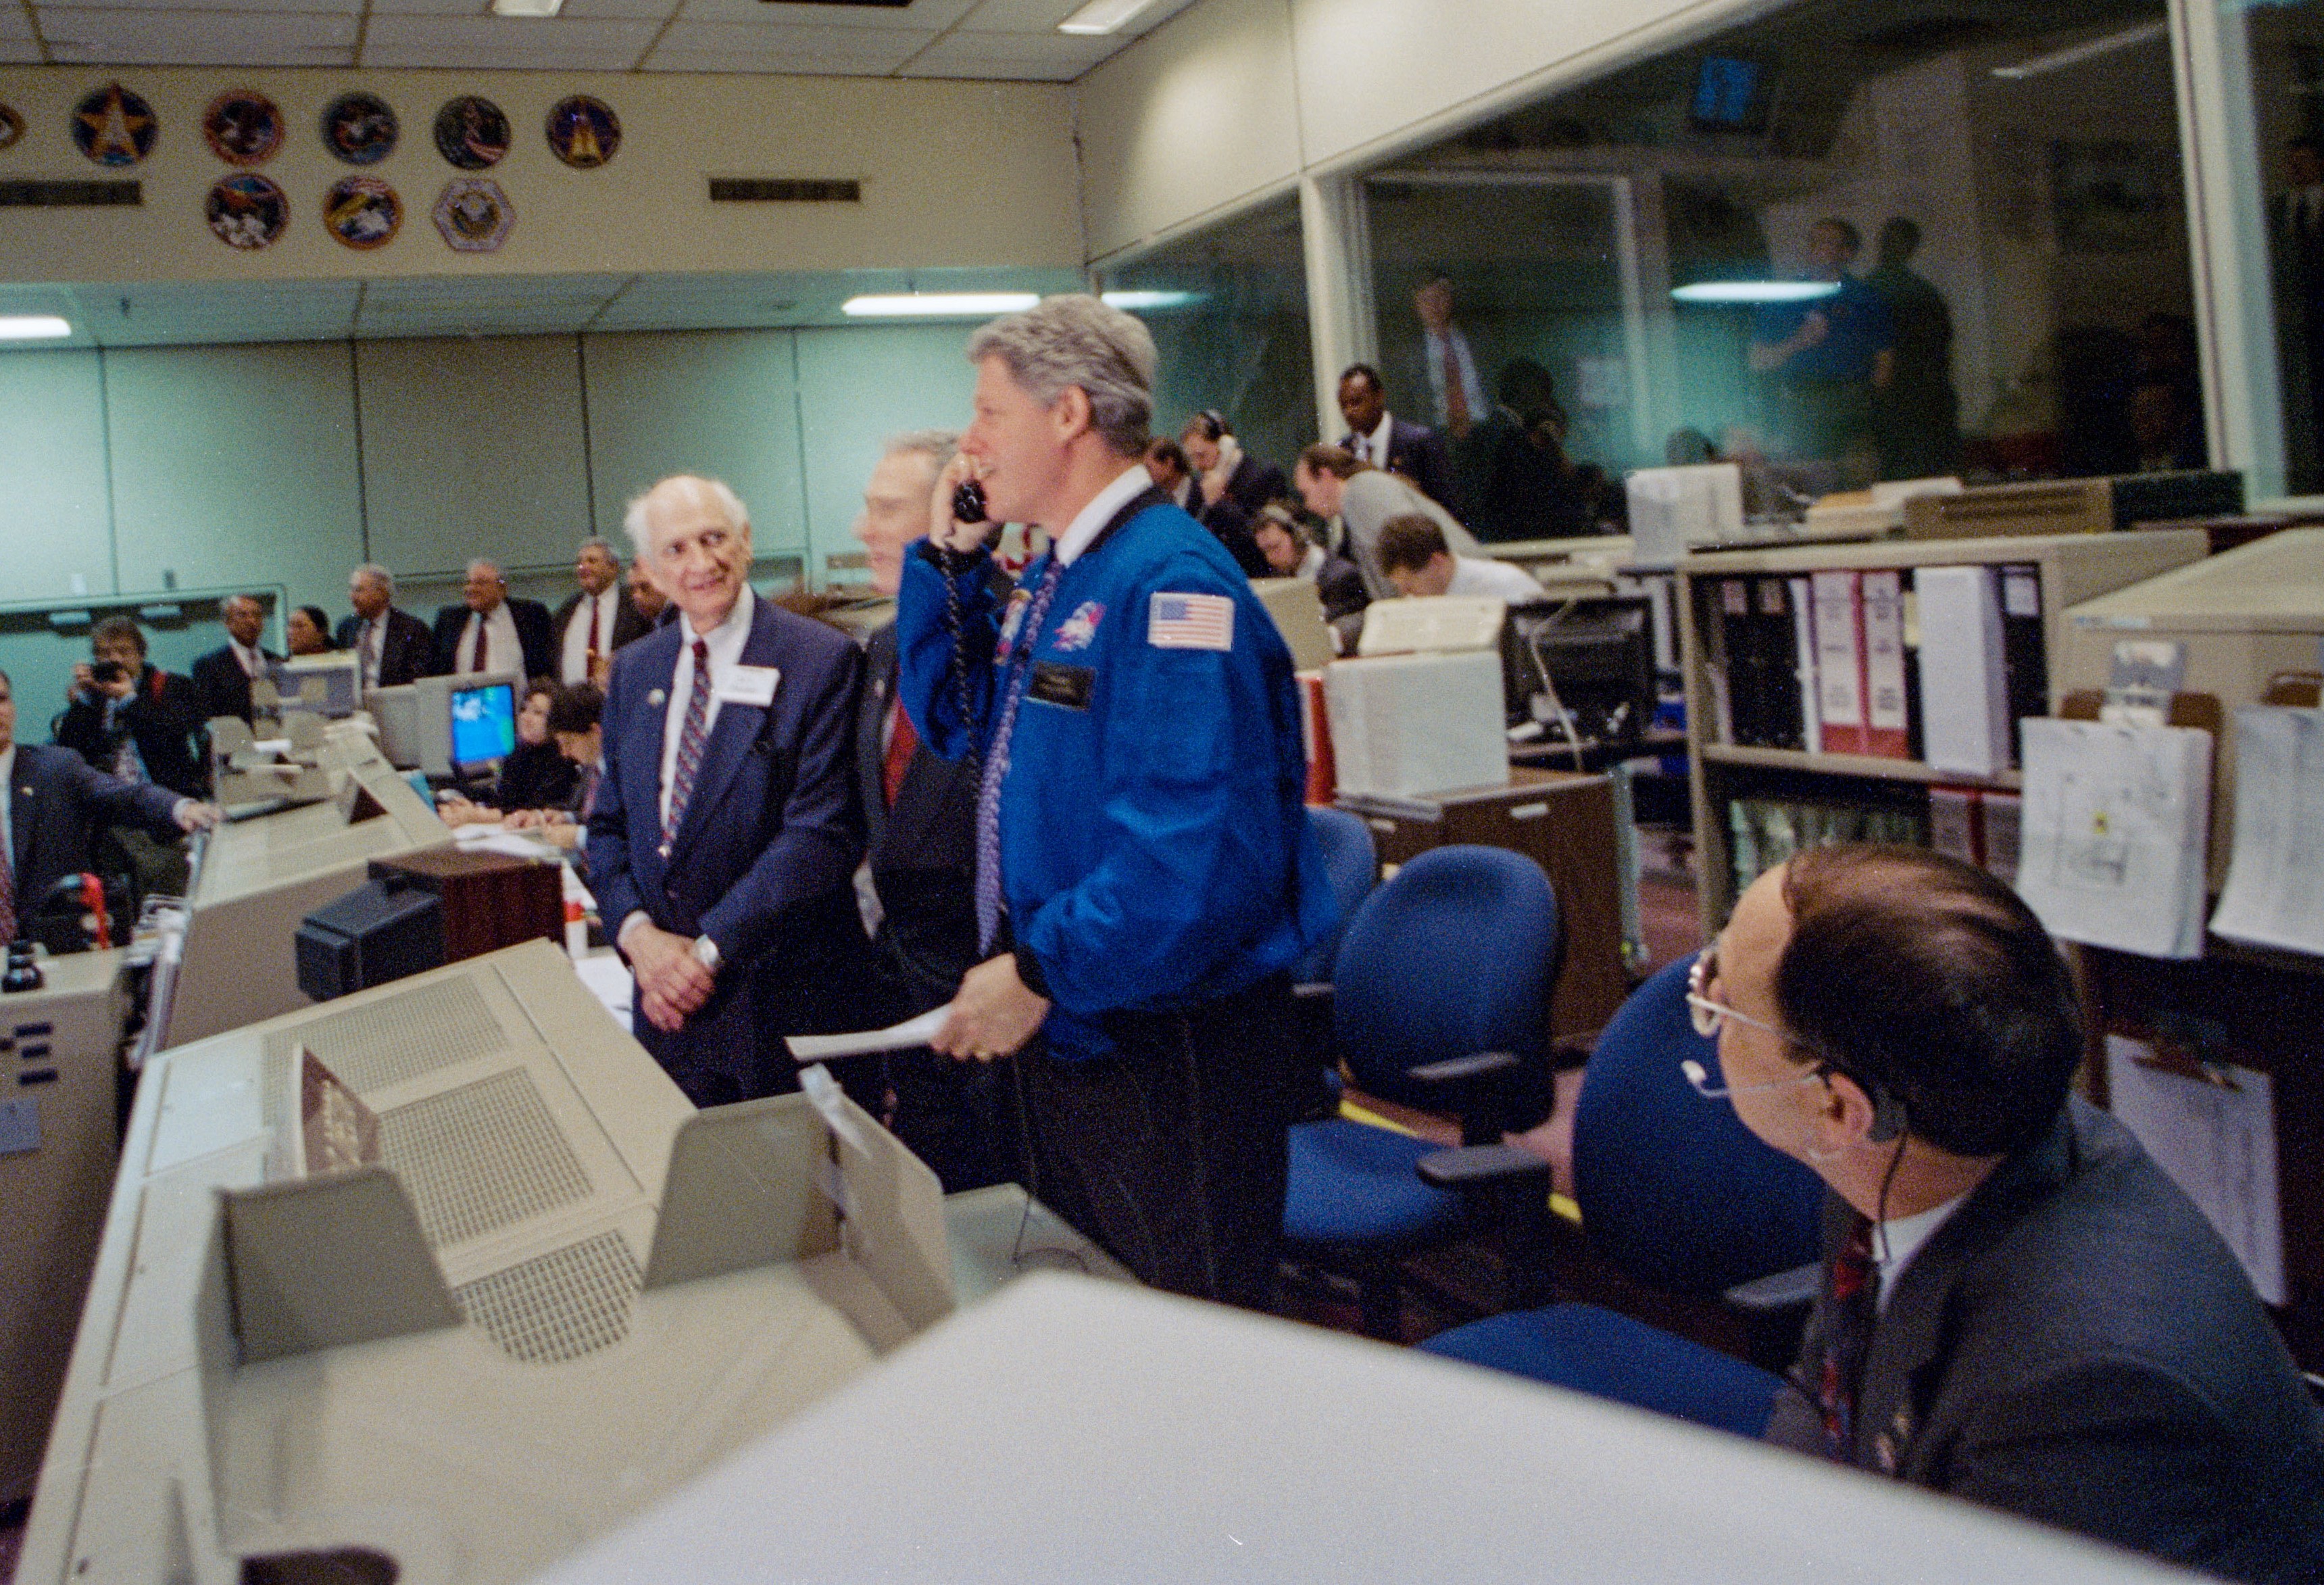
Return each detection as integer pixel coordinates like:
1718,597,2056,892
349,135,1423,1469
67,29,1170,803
1417,951,1827,1438
1282,844,1562,1339
1297,806,1379,987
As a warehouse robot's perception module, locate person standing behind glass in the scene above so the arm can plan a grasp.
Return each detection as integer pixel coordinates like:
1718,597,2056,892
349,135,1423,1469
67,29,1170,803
2274,137,2324,490
1749,218,1895,481
1864,219,1961,482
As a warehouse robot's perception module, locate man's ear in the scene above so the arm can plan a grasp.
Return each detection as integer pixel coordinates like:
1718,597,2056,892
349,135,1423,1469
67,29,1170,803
1819,1068,1885,1149
1051,385,1095,446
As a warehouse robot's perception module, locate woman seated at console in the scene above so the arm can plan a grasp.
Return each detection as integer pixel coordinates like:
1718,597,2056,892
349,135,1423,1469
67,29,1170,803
438,677,579,826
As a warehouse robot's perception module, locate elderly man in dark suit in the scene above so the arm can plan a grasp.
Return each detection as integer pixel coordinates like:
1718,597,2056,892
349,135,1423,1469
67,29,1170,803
551,537,652,687
1336,363,1459,514
189,594,282,725
432,559,555,682
1,668,216,944
845,430,1016,1191
338,564,437,689
1695,844,2324,1582
587,474,864,1107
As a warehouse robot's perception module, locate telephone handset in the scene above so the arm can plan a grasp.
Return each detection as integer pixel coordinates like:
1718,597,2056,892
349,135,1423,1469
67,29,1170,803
940,476,989,766
951,477,990,528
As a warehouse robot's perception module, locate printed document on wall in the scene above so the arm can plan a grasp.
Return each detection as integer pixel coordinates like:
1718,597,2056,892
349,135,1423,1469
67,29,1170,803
2209,706,2324,957
2105,1035,2284,1304
2015,717,2211,958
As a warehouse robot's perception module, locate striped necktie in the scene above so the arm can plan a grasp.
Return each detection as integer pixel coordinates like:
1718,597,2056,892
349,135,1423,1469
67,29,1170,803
1812,1215,1879,1461
661,639,712,856
974,558,1066,955
0,821,15,946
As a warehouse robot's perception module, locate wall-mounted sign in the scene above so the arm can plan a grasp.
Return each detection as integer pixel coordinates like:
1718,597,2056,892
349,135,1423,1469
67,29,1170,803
324,174,401,249
203,91,282,166
433,178,514,252
321,92,397,166
207,173,289,250
546,96,619,170
73,83,157,168
434,96,510,170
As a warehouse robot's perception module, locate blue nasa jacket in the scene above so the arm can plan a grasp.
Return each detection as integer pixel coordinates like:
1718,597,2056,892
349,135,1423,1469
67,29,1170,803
895,485,1333,1061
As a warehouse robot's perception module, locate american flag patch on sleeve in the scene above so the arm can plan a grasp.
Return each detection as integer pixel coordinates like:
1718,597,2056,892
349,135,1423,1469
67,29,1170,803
1147,591,1235,650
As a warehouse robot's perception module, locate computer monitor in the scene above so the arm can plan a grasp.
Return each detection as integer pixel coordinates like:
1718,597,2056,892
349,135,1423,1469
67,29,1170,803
368,669,523,778
449,678,517,776
264,654,362,720
1505,595,1657,744
1691,54,1773,132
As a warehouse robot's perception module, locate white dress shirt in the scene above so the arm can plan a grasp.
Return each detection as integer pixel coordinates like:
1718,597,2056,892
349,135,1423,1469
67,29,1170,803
656,594,756,831
1444,556,1546,603
0,743,15,869
459,603,522,675
1054,465,1156,566
356,614,385,687
1423,327,1487,429
560,586,623,685
1353,411,1397,467
228,639,267,678
1873,1191,1967,1313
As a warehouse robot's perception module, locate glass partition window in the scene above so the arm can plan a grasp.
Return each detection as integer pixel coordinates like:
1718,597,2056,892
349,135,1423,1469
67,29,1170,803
1374,0,2198,516
1100,195,1317,489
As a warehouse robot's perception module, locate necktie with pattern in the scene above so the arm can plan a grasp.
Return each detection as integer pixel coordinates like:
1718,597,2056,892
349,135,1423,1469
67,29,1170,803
974,558,1066,954
472,615,489,674
0,822,15,946
1443,339,1470,436
883,696,918,810
1812,1215,1879,1461
661,638,712,855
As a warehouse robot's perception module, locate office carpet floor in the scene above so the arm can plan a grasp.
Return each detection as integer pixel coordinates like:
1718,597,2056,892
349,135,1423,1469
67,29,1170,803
0,827,1707,1580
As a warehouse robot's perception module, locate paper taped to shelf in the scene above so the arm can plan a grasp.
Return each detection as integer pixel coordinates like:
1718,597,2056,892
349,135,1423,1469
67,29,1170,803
2105,1035,2284,1304
2208,706,2324,958
2015,717,2211,958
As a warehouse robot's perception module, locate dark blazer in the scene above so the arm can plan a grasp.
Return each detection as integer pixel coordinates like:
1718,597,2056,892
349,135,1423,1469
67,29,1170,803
856,622,980,1013
1219,452,1289,520
490,739,579,813
54,664,207,800
550,589,653,675
8,741,184,910
190,643,283,725
336,606,439,688
588,594,865,1104
1767,1099,2324,1583
1340,416,1459,514
431,598,555,683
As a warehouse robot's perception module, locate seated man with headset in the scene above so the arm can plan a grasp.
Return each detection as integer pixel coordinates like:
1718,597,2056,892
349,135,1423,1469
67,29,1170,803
1695,844,2324,1582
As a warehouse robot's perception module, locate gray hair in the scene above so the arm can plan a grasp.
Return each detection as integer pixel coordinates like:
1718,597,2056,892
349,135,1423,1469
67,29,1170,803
966,294,1156,458
622,475,751,557
466,558,505,583
351,562,395,598
576,535,622,566
883,429,958,474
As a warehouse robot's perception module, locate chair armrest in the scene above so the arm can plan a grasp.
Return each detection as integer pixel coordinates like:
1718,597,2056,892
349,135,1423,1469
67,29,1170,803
1724,1261,1822,1315
1407,1050,1518,1083
1414,1142,1552,1190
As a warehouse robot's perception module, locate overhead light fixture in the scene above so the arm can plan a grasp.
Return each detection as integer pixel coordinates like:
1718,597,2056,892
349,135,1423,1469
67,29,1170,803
0,314,72,339
491,0,564,16
1057,0,1156,35
1991,20,2167,80
1669,282,1840,306
1100,290,1203,310
841,293,1040,318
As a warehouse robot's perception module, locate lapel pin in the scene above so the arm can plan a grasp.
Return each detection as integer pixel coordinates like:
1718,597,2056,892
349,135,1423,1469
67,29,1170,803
647,688,666,706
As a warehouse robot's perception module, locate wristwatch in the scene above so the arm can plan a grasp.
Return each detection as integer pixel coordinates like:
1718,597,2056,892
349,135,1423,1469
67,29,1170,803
691,935,722,973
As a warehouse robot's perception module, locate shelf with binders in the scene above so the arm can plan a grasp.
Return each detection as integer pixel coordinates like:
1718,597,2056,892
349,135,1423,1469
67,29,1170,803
1677,529,2210,935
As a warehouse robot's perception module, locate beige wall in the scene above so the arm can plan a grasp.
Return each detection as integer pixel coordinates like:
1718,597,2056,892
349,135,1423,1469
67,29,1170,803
1074,0,1781,262
0,66,1083,281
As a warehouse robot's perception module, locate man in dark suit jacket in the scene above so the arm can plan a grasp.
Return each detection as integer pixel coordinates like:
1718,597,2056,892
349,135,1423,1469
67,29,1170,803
588,474,865,1108
1144,437,1265,579
3,668,215,942
338,564,439,689
55,616,207,800
1708,845,2324,1583
847,434,1018,1190
189,594,282,725
432,560,555,683
1179,411,1289,522
550,537,653,687
1337,363,1459,515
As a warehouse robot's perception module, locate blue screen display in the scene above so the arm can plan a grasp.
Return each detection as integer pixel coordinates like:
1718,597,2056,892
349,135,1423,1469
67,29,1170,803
449,683,516,770
1692,56,1766,128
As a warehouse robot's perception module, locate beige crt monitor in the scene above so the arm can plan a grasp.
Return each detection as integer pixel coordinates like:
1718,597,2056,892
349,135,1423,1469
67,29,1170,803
22,940,957,1585
1251,575,1337,671
152,741,452,1050
0,948,130,1508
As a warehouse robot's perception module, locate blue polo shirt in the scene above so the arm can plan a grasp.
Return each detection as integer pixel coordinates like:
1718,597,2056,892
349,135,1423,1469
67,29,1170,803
1754,275,1895,384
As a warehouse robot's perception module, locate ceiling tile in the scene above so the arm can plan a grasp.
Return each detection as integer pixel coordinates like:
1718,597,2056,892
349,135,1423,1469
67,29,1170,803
645,18,924,70
0,7,35,37
677,0,974,28
949,0,1078,35
364,0,499,18
551,0,675,20
359,14,659,68
39,0,351,12
0,37,39,57
899,26,1111,76
43,7,357,63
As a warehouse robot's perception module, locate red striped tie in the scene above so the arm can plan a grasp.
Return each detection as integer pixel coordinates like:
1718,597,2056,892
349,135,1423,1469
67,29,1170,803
662,639,712,854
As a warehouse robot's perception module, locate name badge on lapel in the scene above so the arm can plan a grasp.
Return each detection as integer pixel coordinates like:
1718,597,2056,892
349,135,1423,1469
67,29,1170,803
1029,661,1093,710
717,665,779,707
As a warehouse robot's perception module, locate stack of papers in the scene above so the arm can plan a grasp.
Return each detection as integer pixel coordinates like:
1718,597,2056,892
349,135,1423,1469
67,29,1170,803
2209,706,2324,957
2016,716,2212,958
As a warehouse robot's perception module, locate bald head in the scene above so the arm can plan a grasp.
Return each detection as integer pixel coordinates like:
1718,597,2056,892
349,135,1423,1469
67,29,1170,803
624,474,753,631
462,560,507,614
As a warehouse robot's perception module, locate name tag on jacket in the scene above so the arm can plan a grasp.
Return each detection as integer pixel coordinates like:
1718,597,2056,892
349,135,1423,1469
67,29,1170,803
717,665,779,707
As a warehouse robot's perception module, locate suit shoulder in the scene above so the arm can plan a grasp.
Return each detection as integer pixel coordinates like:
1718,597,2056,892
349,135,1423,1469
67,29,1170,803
762,602,860,666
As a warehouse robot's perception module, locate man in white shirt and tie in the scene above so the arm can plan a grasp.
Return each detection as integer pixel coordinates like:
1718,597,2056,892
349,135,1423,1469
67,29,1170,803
430,559,554,682
552,537,649,687
189,595,282,725
337,564,437,689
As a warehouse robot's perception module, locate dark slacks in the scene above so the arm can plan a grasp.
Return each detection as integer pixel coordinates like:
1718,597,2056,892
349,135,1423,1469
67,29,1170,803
1020,974,1293,1312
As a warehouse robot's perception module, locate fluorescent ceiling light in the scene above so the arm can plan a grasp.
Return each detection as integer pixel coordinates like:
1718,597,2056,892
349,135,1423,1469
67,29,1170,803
0,315,72,340
1101,290,1204,310
1670,282,1839,306
1057,0,1156,35
841,293,1040,318
491,0,564,16
1992,20,2167,80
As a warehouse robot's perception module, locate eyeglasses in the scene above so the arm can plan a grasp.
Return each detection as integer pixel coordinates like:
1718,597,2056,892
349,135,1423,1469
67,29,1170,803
1680,946,1830,1101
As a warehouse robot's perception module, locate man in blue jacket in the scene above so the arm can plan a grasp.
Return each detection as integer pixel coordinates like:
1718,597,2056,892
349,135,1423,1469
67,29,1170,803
897,293,1333,1311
